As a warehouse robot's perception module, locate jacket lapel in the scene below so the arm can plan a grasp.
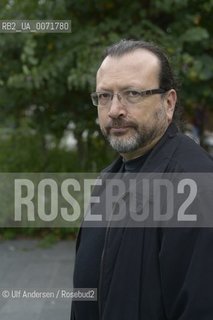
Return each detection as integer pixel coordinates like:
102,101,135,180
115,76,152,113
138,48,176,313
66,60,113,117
99,123,181,318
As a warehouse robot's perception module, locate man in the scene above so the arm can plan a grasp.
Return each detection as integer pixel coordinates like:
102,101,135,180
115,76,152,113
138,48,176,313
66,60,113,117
71,40,213,319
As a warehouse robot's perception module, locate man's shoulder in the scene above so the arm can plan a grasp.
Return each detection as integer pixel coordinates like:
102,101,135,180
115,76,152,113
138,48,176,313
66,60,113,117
100,125,213,174
168,131,213,172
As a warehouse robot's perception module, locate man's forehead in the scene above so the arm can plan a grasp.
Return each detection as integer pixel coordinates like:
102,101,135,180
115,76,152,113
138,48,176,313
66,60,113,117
96,49,160,89
97,49,160,77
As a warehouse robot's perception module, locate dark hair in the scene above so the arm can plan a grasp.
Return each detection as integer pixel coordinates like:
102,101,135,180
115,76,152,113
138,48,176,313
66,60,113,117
102,39,182,127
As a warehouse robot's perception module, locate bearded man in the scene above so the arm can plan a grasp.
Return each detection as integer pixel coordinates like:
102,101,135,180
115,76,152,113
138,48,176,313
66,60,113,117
71,39,213,320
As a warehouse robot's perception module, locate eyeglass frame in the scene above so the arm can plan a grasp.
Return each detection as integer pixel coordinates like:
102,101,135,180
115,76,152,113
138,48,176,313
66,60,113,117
90,88,168,107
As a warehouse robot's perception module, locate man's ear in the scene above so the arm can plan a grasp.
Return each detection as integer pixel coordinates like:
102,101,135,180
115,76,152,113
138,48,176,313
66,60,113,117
164,89,177,122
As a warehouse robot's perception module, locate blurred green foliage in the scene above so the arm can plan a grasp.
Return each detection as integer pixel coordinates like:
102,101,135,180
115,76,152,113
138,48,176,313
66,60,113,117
0,0,212,173
0,0,212,239
0,0,213,171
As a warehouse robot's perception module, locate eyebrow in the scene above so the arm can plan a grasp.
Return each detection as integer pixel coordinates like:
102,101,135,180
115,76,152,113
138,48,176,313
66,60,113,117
96,85,142,92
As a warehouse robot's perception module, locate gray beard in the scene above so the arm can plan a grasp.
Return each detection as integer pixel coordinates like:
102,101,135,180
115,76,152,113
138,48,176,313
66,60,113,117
105,126,160,153
101,105,167,154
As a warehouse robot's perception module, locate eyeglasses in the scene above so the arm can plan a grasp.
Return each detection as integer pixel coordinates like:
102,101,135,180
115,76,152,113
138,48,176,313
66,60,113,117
90,88,167,107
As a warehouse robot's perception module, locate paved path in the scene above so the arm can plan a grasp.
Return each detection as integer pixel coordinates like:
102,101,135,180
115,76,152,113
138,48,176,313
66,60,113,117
0,239,76,320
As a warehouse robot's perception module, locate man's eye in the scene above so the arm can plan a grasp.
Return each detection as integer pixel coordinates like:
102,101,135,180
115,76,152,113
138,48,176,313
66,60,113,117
125,90,140,97
98,93,111,99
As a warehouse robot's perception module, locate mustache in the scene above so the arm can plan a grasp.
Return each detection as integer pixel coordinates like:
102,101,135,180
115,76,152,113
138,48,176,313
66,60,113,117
105,119,138,129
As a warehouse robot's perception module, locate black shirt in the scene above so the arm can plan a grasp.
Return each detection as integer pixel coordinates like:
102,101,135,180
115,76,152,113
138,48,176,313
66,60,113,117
122,151,151,172
72,152,151,319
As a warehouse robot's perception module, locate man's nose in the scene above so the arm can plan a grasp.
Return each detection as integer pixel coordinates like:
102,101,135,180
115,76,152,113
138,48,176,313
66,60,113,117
108,94,127,118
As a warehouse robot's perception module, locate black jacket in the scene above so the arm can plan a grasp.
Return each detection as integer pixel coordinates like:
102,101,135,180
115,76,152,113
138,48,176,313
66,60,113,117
71,123,213,320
